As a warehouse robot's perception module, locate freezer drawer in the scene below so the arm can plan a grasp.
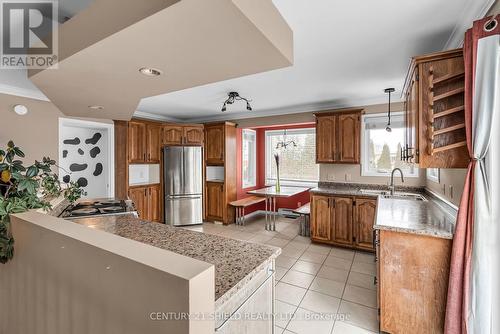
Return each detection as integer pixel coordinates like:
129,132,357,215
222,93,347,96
165,196,203,226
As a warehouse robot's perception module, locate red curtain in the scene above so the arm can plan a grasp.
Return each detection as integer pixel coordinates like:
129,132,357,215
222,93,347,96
444,15,499,334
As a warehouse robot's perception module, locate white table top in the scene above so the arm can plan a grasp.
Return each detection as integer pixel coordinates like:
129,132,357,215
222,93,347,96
247,186,310,198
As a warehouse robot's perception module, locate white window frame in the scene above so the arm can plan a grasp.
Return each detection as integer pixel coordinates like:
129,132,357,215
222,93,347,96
426,168,440,183
361,112,419,178
241,129,257,188
264,128,319,188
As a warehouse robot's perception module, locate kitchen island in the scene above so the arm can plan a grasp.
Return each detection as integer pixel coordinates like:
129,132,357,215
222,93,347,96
374,194,457,334
2,207,279,334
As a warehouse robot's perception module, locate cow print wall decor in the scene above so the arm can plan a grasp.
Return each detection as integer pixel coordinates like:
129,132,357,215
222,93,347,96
60,127,107,198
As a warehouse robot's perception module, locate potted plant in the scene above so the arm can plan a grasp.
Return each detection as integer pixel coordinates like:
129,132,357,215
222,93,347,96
0,141,85,264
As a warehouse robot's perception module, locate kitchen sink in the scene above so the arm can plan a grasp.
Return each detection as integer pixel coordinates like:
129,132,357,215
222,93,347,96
382,193,427,201
359,189,389,195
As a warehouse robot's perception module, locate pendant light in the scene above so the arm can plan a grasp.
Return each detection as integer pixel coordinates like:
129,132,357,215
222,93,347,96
384,88,395,132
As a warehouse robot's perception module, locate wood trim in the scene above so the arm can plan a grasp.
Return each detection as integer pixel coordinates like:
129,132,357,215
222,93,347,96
313,108,364,117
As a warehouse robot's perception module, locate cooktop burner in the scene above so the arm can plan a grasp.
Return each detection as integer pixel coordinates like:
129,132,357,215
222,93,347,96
61,199,133,218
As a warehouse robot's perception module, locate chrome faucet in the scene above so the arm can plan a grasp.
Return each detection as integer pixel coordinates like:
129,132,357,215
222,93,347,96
389,168,404,195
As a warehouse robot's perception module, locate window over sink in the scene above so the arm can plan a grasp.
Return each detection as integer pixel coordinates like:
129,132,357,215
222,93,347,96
265,128,319,187
361,112,418,177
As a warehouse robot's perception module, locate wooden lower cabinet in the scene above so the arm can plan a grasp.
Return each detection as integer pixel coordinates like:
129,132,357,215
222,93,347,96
206,181,224,221
355,198,377,251
128,184,161,223
377,230,452,333
311,195,375,251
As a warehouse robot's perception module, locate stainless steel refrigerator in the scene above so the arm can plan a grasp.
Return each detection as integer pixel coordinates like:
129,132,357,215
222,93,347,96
164,146,203,226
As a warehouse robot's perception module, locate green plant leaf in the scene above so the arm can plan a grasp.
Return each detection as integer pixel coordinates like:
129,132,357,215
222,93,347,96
26,166,38,178
13,147,25,158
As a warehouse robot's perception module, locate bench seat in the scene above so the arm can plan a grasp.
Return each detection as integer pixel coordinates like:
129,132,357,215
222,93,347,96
230,196,266,225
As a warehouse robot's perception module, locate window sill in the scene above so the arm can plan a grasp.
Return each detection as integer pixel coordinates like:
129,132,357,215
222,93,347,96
265,180,318,188
360,172,419,178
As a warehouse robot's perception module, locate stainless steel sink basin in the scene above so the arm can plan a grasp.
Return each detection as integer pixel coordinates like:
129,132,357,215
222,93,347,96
382,193,427,201
359,189,389,195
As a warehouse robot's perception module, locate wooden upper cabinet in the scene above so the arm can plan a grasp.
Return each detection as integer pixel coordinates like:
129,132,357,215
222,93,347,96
183,126,204,145
355,198,376,251
403,48,468,168
315,109,361,164
205,125,225,165
338,113,360,163
128,121,146,163
206,182,224,220
163,125,183,145
316,116,336,163
331,197,353,246
146,124,161,163
311,195,331,241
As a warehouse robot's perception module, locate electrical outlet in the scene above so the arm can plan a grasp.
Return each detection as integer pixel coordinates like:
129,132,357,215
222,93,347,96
345,173,351,182
328,173,335,181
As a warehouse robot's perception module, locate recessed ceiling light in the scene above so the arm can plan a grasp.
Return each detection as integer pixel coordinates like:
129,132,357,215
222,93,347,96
13,104,28,115
88,105,104,110
139,67,162,77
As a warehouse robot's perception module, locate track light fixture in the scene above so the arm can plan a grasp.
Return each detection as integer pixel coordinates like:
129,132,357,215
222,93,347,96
221,92,253,112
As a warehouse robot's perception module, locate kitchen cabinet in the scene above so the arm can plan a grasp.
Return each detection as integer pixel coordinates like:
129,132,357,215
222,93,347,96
331,197,353,246
128,121,146,163
206,181,224,221
183,126,204,145
310,194,374,251
128,184,161,223
204,124,225,165
146,124,161,163
355,198,377,251
128,121,161,163
377,229,452,333
162,125,183,145
402,48,468,168
314,108,362,164
310,195,331,241
204,122,237,224
163,124,204,146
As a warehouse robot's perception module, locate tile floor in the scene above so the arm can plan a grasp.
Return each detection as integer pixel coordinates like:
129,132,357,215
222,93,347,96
185,213,379,334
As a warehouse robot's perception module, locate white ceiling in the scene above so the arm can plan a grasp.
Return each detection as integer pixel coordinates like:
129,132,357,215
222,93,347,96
0,0,494,122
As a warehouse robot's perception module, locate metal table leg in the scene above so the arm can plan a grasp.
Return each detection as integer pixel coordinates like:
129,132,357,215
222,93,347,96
265,197,269,230
272,197,277,231
242,207,246,225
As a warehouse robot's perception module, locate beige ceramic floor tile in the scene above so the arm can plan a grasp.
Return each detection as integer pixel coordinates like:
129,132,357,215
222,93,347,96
275,266,288,282
323,256,353,271
291,260,322,275
342,285,377,308
307,243,332,255
275,300,297,329
266,237,290,247
286,307,335,334
329,247,356,260
332,321,377,334
338,300,379,332
286,241,310,251
281,245,306,259
276,282,308,306
347,271,376,291
281,270,315,289
299,290,341,314
350,261,376,276
309,277,345,298
276,255,297,269
354,251,376,264
317,265,349,283
299,251,328,264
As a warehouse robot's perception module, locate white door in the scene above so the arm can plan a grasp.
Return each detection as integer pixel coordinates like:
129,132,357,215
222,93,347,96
58,118,114,198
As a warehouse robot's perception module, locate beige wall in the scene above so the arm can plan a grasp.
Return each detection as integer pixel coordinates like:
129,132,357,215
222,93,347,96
487,0,499,15
425,168,467,206
0,93,111,165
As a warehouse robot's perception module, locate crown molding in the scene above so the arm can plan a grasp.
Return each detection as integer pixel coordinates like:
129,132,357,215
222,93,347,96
133,110,184,123
443,0,495,49
185,95,389,123
0,84,49,101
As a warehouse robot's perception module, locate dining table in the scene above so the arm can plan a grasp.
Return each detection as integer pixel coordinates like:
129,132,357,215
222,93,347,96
247,186,310,231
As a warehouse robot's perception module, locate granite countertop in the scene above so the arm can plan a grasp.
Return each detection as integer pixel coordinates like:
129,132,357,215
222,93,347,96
310,182,456,239
66,214,280,307
374,195,456,239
